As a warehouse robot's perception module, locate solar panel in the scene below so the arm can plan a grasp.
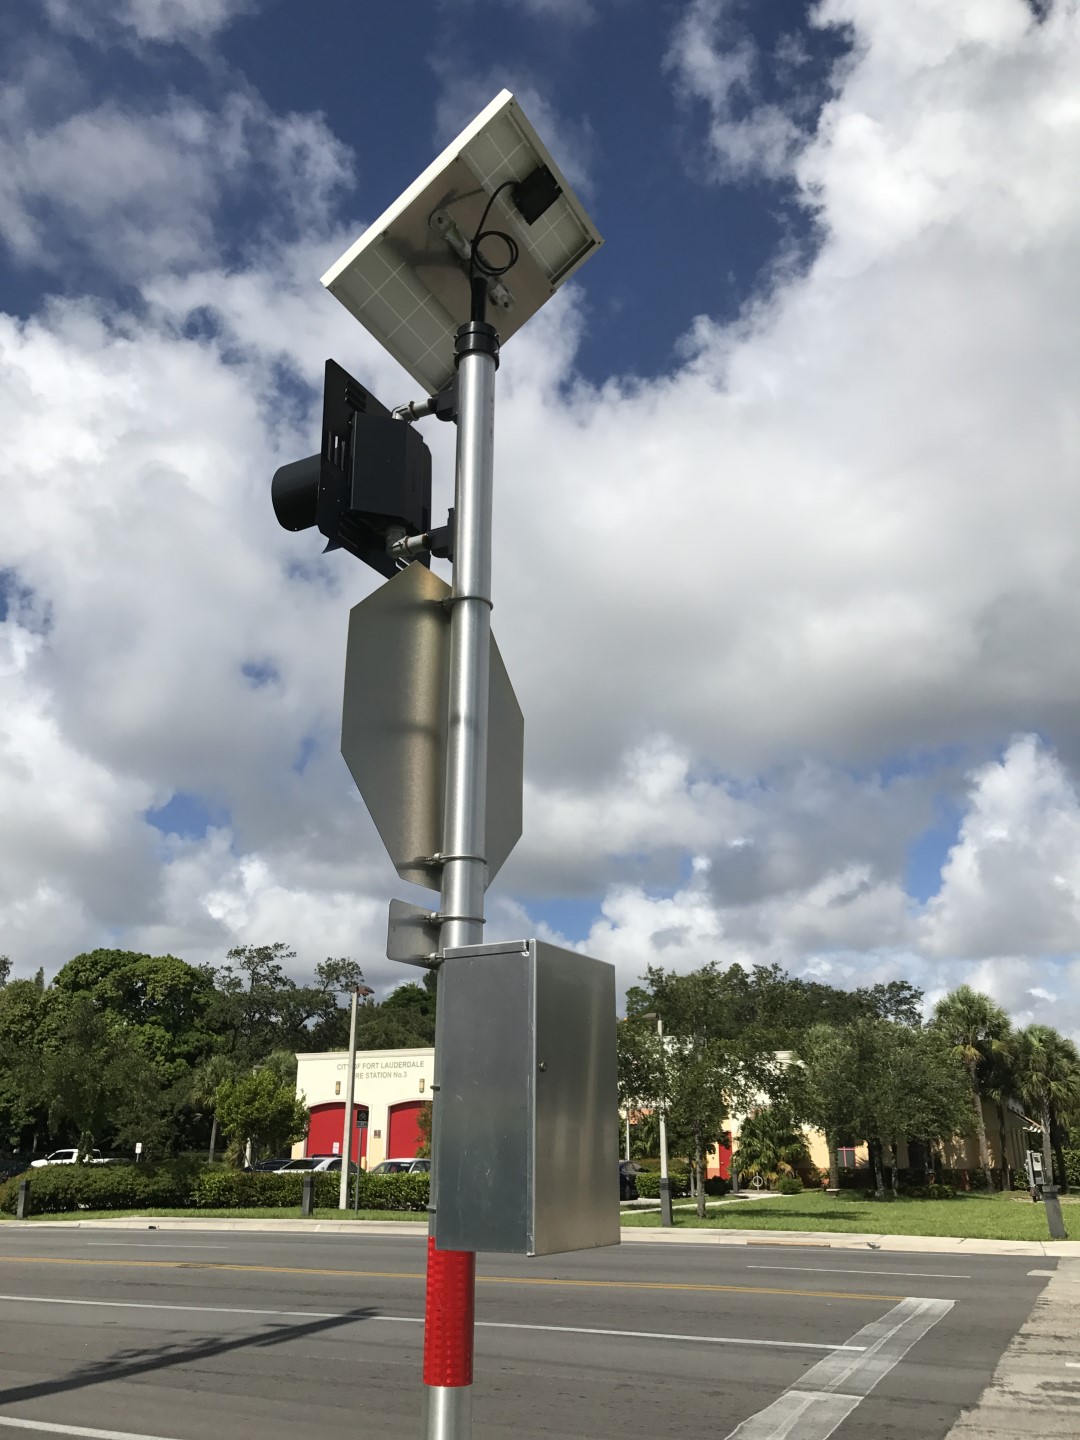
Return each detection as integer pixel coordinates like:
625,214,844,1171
321,90,603,395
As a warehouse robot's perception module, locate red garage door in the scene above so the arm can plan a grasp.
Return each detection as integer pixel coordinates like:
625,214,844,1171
387,1101,426,1159
306,1102,369,1161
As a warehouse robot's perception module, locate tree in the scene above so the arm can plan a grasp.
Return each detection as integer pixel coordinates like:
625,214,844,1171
52,949,216,1086
29,992,166,1156
0,974,47,1150
931,985,1011,1188
793,1022,875,1189
415,1100,433,1158
214,1066,308,1165
868,1023,972,1194
983,1040,1019,1191
0,956,11,987
187,1053,240,1165
734,1107,810,1187
1012,1025,1080,1188
634,964,780,1216
794,1019,970,1195
357,983,436,1049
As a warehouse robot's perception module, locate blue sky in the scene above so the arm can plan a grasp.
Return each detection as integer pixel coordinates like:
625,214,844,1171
2,0,1080,1032
0,0,844,381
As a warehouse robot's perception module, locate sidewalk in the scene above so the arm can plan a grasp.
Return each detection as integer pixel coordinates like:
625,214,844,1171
5,1214,1076,1256
945,1259,1080,1435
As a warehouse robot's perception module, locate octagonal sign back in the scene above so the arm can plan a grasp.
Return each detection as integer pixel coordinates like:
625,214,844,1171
341,562,523,890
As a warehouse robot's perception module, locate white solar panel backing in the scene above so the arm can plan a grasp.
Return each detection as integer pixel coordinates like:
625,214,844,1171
321,90,603,396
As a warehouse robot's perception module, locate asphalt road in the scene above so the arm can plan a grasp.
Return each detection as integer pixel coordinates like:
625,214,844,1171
0,1227,1057,1439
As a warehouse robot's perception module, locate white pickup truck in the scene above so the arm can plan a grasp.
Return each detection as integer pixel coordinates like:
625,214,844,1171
29,1149,112,1168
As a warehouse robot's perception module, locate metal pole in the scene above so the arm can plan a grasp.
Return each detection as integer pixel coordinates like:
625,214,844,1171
657,1017,673,1228
1042,1184,1068,1240
339,989,359,1211
625,1115,631,1162
425,317,499,1440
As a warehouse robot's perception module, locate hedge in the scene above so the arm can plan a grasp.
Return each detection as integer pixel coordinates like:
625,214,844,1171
633,1169,690,1199
0,1163,430,1215
0,1160,197,1215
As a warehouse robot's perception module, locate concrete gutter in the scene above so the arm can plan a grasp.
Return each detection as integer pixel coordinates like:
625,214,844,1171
3,1214,1076,1256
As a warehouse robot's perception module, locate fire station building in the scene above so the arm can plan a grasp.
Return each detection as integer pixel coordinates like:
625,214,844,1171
293,1047,432,1168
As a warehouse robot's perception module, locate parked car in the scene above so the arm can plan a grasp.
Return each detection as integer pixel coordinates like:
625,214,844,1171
310,1156,359,1173
246,1157,293,1172
271,1157,319,1175
369,1158,430,1175
619,1160,641,1201
30,1149,111,1168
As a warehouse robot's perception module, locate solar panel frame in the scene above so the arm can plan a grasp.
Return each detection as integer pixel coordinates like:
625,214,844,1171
321,90,603,396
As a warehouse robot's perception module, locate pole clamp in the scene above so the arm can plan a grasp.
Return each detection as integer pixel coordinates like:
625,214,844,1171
430,852,487,866
455,321,500,367
440,593,493,611
434,913,487,926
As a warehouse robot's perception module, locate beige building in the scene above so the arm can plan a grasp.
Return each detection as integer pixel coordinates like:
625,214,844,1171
293,1047,433,1168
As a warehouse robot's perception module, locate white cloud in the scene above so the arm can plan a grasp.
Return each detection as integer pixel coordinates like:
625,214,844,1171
0,77,352,280
665,0,811,181
44,0,259,45
430,63,595,194
924,736,1080,960
5,1,1080,1042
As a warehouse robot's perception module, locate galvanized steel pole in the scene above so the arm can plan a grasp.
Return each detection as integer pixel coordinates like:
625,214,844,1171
424,316,499,1440
338,988,359,1210
657,1016,673,1227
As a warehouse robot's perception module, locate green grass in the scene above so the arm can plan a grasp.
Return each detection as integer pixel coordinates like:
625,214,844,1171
621,1188,1077,1241
0,1206,426,1223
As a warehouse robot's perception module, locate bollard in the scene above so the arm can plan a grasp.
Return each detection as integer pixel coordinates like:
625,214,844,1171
1041,1185,1068,1240
16,1179,31,1220
301,1172,315,1218
658,1175,674,1228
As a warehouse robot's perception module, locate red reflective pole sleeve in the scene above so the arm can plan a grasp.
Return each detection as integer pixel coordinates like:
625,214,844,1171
423,1238,476,1386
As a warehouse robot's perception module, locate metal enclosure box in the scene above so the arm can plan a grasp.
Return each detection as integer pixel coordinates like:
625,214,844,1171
432,939,619,1256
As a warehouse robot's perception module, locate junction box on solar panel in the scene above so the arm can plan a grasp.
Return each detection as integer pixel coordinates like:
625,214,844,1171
432,939,619,1257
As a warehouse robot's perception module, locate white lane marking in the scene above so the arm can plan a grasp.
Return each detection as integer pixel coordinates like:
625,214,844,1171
723,1392,859,1439
84,1244,228,1251
469,1319,864,1352
747,1265,969,1280
0,1295,340,1321
1066,1362,1080,1369
723,1295,953,1440
1027,1269,1056,1277
0,1293,863,1353
0,1420,179,1440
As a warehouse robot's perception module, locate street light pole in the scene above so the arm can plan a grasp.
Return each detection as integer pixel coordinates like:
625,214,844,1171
655,1016,673,1228
639,1012,673,1228
338,989,359,1211
337,983,373,1211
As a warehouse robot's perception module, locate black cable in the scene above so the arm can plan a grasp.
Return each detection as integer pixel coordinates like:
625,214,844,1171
469,179,520,283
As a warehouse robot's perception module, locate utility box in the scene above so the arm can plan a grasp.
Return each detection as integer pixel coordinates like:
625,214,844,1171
432,938,619,1256
1026,1150,1046,1189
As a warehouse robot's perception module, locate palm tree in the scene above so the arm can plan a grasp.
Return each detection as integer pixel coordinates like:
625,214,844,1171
188,1054,236,1164
1012,1025,1080,1188
983,1041,1019,1191
931,986,1011,1189
733,1106,810,1188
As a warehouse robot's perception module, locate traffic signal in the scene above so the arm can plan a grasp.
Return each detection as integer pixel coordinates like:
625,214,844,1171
272,360,431,578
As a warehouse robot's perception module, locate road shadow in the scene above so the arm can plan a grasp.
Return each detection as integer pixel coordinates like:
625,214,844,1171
0,1305,384,1409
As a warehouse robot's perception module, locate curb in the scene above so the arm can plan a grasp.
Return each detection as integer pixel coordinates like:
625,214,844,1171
618,1228,1077,1257
3,1215,1075,1255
